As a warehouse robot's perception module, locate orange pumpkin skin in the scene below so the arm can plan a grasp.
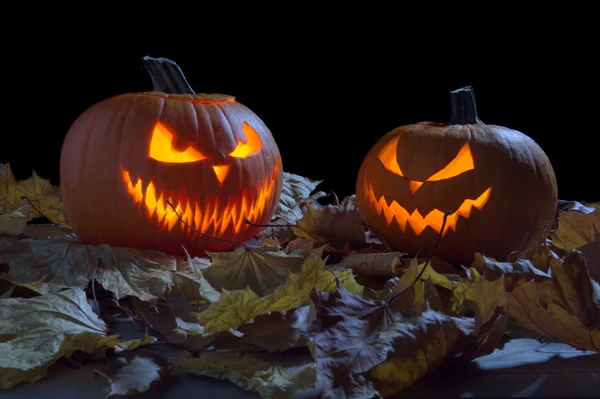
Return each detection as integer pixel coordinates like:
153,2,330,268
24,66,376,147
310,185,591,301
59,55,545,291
60,58,283,257
355,87,557,266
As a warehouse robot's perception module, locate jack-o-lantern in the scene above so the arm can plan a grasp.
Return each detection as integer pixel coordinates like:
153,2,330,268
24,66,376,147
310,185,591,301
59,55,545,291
355,87,557,265
60,56,283,257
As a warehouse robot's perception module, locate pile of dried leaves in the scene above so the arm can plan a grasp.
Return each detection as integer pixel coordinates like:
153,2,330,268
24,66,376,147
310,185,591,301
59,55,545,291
0,162,598,398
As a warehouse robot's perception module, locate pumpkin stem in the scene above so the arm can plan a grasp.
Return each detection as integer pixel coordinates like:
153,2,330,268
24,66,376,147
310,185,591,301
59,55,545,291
141,56,196,95
447,86,483,125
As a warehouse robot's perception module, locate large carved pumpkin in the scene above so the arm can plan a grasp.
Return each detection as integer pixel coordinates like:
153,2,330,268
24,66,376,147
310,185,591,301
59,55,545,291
355,87,557,265
60,57,283,257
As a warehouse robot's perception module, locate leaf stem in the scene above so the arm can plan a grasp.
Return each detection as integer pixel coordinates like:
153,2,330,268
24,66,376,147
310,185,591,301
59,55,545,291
386,210,452,305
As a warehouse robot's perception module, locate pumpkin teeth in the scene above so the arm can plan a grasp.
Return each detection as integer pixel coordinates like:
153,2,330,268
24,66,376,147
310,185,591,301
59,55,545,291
120,166,279,237
363,178,492,236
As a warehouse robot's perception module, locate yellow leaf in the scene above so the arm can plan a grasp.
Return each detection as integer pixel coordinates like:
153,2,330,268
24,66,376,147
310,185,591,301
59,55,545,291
292,196,367,248
449,267,483,316
196,252,363,333
0,163,70,227
464,274,507,333
174,351,316,399
0,288,119,389
204,245,307,297
114,335,157,353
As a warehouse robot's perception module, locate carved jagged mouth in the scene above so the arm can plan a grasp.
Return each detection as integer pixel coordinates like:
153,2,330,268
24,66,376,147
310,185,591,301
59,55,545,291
120,164,279,237
363,178,492,236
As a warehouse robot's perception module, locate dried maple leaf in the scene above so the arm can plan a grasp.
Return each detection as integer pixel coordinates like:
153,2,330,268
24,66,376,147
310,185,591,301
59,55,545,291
363,257,453,316
0,236,177,300
308,271,507,398
0,288,119,389
238,306,311,352
103,350,171,398
478,251,600,351
338,252,407,277
0,163,70,227
203,245,307,297
173,351,316,399
259,190,328,243
285,237,317,254
293,195,367,249
113,336,157,353
275,171,323,218
196,252,363,333
551,200,599,252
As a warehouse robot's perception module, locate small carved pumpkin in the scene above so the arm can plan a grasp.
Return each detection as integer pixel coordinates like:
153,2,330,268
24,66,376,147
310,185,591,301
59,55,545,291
60,57,283,257
355,87,558,265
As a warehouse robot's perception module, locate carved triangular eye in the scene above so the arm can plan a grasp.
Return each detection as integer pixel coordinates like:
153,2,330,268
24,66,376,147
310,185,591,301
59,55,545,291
229,122,263,158
149,122,208,163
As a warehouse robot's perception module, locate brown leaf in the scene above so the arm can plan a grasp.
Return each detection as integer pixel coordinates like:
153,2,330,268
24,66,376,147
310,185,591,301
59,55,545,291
293,195,367,249
481,251,600,351
238,306,311,352
0,236,177,300
285,237,317,254
338,252,406,277
258,188,328,243
308,277,505,398
579,234,600,282
174,351,316,399
203,245,307,297
551,201,599,252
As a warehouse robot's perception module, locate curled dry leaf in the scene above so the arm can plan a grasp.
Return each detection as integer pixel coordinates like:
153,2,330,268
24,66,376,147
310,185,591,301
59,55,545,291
476,251,600,351
260,190,328,243
203,245,307,297
238,306,311,352
0,200,28,237
195,251,363,334
275,171,323,218
338,252,407,277
173,351,316,399
551,200,599,252
0,236,177,301
0,163,70,227
307,273,507,399
0,288,119,389
293,195,367,249
103,350,171,398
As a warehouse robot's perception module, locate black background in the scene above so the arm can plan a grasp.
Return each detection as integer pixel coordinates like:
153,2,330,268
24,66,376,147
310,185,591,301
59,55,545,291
2,20,597,203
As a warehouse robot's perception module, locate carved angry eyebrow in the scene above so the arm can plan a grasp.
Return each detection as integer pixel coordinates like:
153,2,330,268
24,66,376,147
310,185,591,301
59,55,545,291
229,122,263,158
378,137,474,181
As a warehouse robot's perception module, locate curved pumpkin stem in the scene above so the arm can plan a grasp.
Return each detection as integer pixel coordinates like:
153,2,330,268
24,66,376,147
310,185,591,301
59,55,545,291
142,56,196,95
448,86,484,125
